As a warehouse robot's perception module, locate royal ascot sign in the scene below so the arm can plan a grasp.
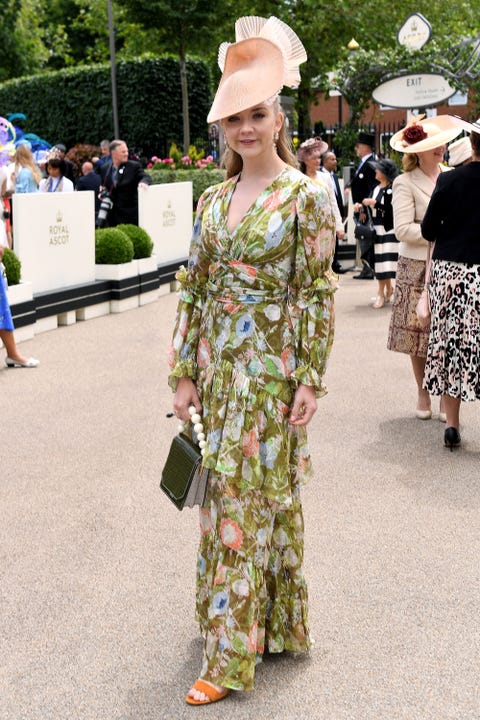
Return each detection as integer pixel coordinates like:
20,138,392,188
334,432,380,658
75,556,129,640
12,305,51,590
397,13,432,50
13,192,95,293
138,181,193,264
372,73,457,108
372,14,456,109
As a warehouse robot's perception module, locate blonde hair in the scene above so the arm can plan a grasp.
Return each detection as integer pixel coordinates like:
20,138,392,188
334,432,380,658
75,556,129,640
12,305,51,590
402,153,419,172
15,145,42,185
221,99,298,178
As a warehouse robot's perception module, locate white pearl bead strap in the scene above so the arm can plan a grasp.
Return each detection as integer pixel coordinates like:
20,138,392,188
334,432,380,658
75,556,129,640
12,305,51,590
179,405,206,456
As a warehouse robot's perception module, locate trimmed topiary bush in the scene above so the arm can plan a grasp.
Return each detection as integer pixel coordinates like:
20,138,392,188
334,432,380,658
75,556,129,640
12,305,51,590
2,248,21,285
95,228,134,264
116,224,153,259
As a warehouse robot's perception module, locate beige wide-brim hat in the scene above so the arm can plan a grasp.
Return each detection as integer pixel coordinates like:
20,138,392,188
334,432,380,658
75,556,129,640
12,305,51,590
390,114,462,153
297,137,329,161
448,136,472,166
207,16,307,123
449,116,480,135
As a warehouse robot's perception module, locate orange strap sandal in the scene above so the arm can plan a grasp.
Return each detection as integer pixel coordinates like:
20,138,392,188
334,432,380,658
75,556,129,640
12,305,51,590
185,680,230,706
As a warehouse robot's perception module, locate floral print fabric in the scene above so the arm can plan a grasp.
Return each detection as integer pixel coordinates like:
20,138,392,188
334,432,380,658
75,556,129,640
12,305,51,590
169,166,336,506
168,165,335,690
197,477,310,691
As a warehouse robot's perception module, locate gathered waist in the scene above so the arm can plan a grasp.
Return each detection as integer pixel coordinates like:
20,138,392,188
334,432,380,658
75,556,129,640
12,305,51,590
206,281,288,305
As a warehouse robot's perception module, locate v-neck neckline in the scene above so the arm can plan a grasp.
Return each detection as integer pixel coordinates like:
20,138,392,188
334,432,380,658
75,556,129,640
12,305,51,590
225,166,288,236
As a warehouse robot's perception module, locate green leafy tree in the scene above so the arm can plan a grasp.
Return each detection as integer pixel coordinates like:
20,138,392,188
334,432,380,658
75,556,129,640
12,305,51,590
118,0,236,152
0,0,48,82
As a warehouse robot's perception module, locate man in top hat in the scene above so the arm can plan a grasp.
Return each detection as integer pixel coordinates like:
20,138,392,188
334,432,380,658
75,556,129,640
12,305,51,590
350,130,378,279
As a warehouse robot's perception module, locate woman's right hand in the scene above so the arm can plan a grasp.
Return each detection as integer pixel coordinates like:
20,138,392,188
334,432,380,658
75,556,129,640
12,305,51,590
173,377,202,421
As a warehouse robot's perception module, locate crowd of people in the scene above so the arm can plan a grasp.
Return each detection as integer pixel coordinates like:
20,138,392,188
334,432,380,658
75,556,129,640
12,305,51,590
0,135,152,369
304,113,478,455
0,136,152,246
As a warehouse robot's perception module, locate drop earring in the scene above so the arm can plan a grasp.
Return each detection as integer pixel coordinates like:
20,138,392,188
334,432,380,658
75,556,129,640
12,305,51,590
273,131,279,146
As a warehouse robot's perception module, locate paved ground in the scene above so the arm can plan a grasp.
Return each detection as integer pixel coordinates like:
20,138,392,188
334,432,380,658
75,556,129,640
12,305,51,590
2,273,479,720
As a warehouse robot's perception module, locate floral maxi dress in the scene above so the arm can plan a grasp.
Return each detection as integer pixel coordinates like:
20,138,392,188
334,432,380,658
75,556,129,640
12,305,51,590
168,166,336,691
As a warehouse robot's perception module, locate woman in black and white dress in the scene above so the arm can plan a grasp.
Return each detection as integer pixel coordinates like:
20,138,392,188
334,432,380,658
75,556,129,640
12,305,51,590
421,120,480,450
355,158,399,308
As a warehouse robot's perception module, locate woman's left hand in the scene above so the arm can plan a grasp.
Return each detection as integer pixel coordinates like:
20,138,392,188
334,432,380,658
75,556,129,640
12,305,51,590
289,384,317,426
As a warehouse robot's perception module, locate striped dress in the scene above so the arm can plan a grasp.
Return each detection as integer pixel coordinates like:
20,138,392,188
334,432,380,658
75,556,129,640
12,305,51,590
371,184,399,280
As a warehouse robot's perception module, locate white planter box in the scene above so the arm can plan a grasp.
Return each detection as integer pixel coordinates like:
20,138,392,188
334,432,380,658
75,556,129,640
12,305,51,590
6,281,33,306
95,260,138,281
110,296,139,314
137,255,158,274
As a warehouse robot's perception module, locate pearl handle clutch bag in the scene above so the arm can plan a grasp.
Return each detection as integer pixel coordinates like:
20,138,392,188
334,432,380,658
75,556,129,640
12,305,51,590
160,406,209,510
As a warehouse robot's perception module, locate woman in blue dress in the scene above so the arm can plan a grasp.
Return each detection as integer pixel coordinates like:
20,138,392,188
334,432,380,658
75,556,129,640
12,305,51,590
0,244,39,367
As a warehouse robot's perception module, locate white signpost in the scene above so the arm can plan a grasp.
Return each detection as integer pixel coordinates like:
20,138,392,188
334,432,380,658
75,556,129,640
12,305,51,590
138,181,193,265
372,14,457,110
372,73,457,109
397,13,432,50
12,192,96,294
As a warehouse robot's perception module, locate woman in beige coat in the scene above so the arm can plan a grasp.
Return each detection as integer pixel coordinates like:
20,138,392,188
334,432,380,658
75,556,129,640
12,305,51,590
387,115,462,420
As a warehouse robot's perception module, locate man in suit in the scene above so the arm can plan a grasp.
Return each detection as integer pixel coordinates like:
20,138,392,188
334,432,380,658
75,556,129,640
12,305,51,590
350,131,378,279
99,140,151,227
321,150,347,273
76,161,102,216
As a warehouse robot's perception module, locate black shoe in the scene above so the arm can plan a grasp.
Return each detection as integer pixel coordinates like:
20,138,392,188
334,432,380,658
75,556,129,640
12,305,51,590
444,427,461,451
332,264,347,274
353,268,374,279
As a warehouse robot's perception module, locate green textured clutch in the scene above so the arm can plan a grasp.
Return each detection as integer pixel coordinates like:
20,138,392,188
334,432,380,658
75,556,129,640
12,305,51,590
160,432,208,510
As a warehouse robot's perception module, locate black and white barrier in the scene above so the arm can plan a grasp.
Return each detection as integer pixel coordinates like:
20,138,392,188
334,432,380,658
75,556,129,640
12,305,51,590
8,183,193,340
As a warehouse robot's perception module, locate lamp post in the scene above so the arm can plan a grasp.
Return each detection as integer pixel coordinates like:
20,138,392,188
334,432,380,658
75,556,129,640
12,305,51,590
107,0,120,138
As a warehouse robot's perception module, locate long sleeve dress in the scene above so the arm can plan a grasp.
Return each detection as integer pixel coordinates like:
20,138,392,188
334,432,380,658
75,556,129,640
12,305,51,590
168,165,336,691
370,183,398,280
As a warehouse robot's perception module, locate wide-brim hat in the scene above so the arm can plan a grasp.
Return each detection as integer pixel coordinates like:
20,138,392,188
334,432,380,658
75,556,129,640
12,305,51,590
370,158,398,182
207,16,307,123
390,114,462,153
448,116,480,135
297,137,328,161
447,136,472,167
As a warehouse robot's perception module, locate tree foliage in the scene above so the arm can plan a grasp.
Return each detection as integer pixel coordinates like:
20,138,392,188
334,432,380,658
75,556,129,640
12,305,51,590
0,0,479,142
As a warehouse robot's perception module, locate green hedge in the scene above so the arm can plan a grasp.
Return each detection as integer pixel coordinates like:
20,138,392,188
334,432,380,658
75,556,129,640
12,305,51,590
2,248,21,285
148,167,225,206
116,224,153,259
95,228,134,264
0,56,212,157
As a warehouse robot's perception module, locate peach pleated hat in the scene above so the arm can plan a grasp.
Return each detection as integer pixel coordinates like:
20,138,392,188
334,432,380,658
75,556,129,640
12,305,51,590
207,16,307,123
390,114,463,153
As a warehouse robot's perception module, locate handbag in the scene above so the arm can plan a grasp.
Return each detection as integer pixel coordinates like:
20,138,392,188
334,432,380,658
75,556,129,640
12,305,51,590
160,407,208,510
354,206,376,265
415,287,431,325
415,241,435,326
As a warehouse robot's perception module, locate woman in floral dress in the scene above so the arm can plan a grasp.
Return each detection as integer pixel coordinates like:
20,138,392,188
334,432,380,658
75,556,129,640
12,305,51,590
168,16,336,706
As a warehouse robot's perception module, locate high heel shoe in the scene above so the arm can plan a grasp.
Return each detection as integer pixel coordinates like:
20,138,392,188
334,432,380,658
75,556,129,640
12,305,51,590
444,427,461,451
5,356,40,368
416,408,432,420
372,295,385,309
